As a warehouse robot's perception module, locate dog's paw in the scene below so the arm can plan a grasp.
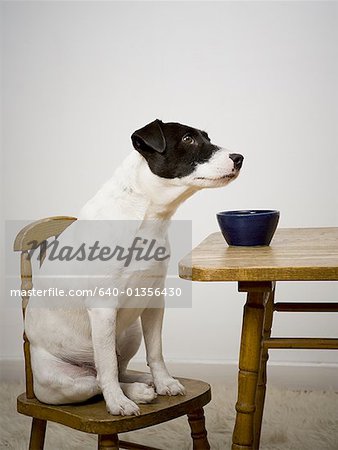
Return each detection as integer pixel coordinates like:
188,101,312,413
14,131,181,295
106,395,140,416
122,382,157,404
154,377,186,396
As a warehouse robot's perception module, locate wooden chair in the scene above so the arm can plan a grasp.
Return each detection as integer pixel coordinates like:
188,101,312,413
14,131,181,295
14,217,211,450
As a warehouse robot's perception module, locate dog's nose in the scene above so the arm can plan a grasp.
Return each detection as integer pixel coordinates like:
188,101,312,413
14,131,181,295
229,153,244,170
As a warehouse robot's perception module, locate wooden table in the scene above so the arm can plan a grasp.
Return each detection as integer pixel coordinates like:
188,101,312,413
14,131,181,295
179,228,338,450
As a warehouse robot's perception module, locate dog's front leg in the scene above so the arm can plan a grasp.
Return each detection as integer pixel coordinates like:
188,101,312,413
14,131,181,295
141,305,185,396
87,307,140,415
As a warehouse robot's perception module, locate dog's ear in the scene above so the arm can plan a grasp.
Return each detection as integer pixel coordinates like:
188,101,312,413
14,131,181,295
131,119,166,154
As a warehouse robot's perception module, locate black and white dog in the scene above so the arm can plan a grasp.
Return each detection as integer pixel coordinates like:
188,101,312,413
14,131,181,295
25,120,243,416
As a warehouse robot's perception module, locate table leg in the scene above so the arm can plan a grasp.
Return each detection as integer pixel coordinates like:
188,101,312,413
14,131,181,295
232,282,273,450
254,284,275,449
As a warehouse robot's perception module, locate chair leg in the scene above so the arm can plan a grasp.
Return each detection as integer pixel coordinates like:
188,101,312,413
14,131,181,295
187,407,210,450
29,418,47,450
254,287,275,449
98,434,119,450
232,283,272,450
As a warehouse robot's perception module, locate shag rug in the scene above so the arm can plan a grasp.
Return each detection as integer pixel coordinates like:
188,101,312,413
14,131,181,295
1,383,337,450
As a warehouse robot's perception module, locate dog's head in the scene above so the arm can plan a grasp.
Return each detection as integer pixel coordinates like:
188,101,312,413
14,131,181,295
131,119,243,189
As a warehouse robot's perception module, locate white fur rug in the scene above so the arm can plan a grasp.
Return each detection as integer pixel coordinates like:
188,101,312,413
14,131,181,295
1,383,337,450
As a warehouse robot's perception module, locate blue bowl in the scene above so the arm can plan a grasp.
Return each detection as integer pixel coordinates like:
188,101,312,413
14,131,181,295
216,210,280,246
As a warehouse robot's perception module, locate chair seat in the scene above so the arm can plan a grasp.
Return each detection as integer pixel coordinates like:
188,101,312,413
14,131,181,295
17,377,211,435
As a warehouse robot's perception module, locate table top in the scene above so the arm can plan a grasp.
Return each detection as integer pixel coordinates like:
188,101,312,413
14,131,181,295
179,228,338,282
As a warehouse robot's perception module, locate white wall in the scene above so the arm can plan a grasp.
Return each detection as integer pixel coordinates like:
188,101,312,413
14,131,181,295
2,2,338,380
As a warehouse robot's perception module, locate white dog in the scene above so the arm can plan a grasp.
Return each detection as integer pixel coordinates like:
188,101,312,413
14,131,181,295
25,120,243,416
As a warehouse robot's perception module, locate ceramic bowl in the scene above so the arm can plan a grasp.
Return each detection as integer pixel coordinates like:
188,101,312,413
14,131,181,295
216,210,280,246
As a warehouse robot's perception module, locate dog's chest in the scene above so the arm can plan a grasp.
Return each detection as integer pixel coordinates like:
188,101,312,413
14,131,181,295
116,256,168,307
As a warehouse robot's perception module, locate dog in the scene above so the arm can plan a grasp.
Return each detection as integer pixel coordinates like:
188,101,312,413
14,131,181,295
25,119,243,416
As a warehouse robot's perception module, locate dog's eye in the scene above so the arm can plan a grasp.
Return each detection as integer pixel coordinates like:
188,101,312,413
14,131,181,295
182,135,194,144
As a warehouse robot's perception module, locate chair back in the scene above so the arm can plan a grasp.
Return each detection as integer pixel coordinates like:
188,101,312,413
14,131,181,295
13,216,77,398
